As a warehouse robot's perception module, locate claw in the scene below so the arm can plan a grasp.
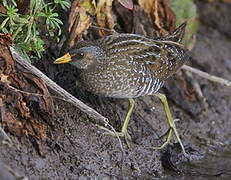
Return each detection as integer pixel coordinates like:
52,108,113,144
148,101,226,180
154,93,187,156
97,125,132,147
152,128,173,150
97,99,134,147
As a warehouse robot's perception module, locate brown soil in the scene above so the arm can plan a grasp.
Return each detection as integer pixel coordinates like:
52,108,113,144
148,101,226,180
1,1,231,180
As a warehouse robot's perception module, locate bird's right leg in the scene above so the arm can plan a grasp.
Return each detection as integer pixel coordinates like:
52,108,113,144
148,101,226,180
97,98,134,146
153,93,186,155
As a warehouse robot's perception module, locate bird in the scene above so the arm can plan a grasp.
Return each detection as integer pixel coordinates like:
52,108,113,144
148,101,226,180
54,23,189,155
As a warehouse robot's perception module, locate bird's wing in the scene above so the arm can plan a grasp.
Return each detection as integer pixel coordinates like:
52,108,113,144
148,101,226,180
99,34,189,80
155,22,187,43
133,40,189,80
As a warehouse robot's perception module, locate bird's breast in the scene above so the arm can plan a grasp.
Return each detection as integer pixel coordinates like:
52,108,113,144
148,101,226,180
79,61,164,98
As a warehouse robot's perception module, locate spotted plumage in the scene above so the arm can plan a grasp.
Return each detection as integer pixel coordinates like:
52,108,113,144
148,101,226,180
54,23,190,155
54,23,189,99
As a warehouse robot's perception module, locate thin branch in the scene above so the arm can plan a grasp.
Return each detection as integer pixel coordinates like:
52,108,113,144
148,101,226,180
4,163,28,180
182,65,231,87
10,47,108,125
0,127,12,146
90,25,117,33
9,47,125,170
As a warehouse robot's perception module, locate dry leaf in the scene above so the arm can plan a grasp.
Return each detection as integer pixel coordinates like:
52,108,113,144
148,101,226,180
75,9,92,35
66,0,96,48
0,33,12,46
96,0,115,36
118,0,134,10
138,0,176,35
2,111,24,137
0,34,53,156
0,4,6,14
0,74,10,84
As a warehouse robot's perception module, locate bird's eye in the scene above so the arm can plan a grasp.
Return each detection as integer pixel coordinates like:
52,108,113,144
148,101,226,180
75,52,84,59
79,52,84,57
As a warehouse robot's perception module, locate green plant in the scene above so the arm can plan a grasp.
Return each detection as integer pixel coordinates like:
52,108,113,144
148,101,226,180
171,0,198,48
0,0,70,60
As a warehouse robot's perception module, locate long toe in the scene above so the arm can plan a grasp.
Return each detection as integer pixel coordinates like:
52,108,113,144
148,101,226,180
152,128,173,150
97,125,132,146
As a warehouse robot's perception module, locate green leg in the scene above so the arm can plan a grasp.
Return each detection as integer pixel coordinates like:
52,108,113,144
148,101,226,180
154,93,186,155
98,98,135,145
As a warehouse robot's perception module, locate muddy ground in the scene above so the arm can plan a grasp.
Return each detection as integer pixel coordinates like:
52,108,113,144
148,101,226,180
1,0,231,180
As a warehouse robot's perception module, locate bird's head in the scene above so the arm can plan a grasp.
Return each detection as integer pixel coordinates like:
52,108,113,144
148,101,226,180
54,42,105,70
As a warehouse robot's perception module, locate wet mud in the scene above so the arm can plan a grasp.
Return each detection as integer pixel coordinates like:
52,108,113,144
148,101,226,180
0,1,231,179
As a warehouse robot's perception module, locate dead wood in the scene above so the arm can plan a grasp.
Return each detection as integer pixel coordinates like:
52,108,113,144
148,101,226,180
9,47,109,126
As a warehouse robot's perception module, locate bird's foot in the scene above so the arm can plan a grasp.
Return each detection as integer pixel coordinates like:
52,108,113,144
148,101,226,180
152,119,181,150
152,127,173,150
97,125,132,147
152,124,188,156
154,93,187,156
97,98,134,148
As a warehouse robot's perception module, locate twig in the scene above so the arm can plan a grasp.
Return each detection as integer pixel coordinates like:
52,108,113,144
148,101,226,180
182,65,231,87
90,25,117,33
9,47,125,173
7,84,126,178
0,127,12,146
9,47,108,125
60,12,80,55
183,70,208,113
4,164,28,180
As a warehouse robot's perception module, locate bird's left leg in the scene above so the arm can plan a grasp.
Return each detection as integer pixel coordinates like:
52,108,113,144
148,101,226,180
153,93,186,155
98,98,134,146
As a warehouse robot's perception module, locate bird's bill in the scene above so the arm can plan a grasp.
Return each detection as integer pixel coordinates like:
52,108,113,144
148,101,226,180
54,53,72,64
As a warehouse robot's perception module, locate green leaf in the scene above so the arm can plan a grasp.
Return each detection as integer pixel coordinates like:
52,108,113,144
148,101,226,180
0,0,66,60
54,0,71,10
12,26,22,39
0,17,9,29
1,27,9,34
171,0,199,48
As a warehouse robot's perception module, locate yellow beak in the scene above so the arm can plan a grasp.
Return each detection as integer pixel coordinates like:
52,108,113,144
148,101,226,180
53,53,72,64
